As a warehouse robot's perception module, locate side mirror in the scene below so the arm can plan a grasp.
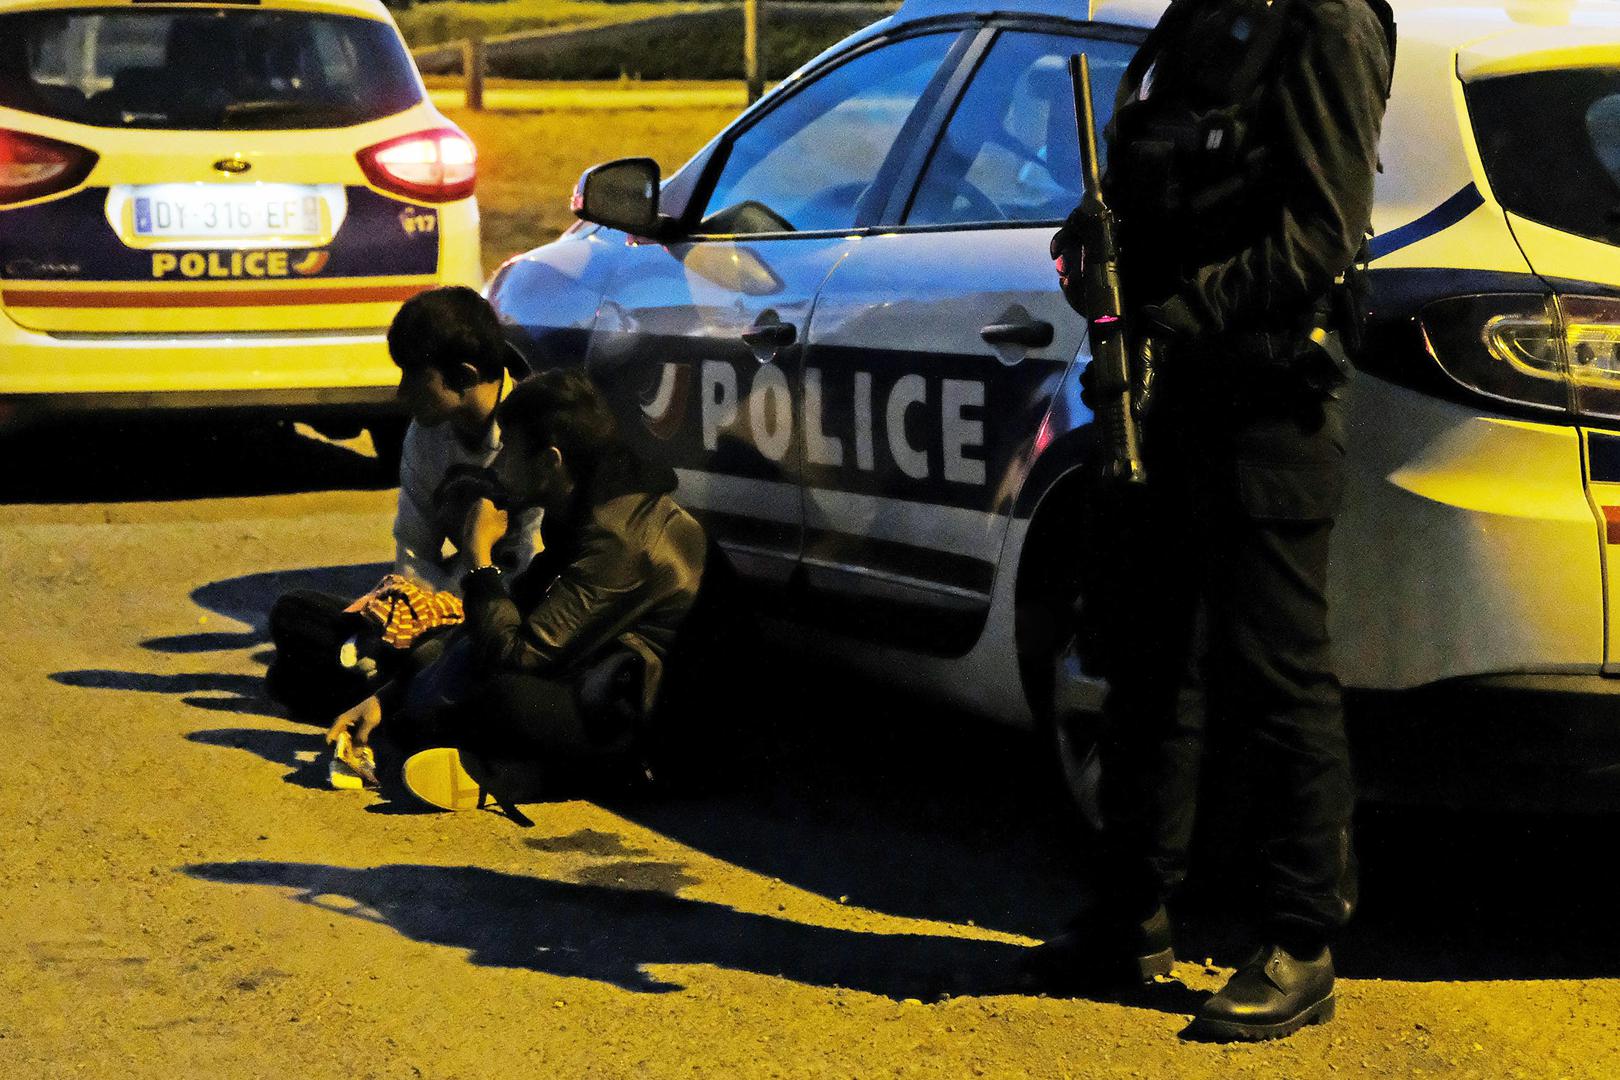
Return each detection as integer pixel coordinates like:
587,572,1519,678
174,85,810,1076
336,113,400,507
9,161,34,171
571,157,665,237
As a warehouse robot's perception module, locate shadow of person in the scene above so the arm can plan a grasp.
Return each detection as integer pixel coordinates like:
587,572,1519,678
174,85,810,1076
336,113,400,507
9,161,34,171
186,727,331,790
1333,805,1620,983
601,664,1089,941
184,563,388,639
50,670,282,719
185,859,1045,1000
48,563,391,722
1142,799,1620,985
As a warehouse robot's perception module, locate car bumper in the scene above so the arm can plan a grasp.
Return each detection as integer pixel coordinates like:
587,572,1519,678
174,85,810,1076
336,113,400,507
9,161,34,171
0,320,403,432
1349,674,1620,813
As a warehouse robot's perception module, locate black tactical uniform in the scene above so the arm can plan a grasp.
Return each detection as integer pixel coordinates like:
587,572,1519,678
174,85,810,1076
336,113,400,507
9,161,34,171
1043,0,1394,1041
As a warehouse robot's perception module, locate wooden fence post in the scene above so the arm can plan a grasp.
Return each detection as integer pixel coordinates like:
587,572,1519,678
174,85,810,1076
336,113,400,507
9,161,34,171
464,34,485,111
744,0,763,104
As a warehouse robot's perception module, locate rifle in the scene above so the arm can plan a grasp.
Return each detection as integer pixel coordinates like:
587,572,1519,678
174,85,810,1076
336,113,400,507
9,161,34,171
1069,53,1148,485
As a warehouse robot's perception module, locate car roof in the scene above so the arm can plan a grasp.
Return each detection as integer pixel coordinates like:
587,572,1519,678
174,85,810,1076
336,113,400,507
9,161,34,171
0,0,393,18
890,0,1620,50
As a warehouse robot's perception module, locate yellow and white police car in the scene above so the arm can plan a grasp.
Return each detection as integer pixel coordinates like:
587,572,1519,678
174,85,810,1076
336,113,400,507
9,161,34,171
0,0,481,442
491,0,1620,813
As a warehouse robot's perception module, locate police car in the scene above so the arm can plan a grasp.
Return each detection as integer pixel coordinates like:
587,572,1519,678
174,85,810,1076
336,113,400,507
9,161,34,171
490,0,1620,813
0,0,480,442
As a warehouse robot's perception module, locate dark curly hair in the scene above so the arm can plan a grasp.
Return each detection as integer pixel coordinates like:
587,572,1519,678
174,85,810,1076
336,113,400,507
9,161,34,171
387,286,512,391
496,368,621,487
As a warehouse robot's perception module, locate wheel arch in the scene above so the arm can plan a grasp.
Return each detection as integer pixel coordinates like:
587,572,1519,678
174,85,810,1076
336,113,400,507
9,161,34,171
1011,426,1096,717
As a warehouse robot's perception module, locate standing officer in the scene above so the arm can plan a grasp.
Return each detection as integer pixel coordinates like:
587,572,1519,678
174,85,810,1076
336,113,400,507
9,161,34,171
1032,0,1395,1042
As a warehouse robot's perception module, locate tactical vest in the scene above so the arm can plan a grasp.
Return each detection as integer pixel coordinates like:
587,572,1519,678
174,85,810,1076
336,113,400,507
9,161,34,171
1110,0,1397,366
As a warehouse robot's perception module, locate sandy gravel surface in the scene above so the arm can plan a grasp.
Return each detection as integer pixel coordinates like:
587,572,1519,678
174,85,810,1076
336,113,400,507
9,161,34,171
1,424,1618,1078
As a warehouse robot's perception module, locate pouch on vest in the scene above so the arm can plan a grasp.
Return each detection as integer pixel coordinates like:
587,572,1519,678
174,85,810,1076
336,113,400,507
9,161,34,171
1235,459,1345,523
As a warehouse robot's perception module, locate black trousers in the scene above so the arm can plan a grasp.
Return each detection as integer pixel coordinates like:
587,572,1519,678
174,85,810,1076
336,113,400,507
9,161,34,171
1081,370,1355,953
389,633,636,764
264,590,373,722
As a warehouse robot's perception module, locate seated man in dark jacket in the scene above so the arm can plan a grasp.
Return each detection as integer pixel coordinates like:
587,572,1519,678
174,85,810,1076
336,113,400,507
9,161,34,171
326,369,715,813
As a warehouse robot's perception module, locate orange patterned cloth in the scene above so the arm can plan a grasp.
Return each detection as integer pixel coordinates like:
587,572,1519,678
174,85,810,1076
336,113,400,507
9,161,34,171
343,573,465,649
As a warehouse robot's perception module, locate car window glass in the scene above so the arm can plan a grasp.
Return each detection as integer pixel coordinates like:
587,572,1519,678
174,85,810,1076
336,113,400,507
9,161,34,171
1468,69,1620,247
0,10,420,130
699,33,956,236
907,32,1133,227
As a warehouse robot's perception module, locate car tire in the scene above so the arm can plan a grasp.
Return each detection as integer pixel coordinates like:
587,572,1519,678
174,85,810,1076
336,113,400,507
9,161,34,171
1016,509,1105,833
1048,632,1104,831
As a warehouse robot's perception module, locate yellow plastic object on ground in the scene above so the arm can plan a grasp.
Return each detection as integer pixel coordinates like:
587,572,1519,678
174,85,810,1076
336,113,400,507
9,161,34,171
329,731,379,791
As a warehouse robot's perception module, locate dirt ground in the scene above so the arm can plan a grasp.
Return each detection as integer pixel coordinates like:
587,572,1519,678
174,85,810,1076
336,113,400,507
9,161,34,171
2,422,1619,1079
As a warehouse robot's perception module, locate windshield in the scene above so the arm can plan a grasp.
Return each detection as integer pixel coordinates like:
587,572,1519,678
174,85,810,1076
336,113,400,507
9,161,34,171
0,8,422,130
1468,68,1620,247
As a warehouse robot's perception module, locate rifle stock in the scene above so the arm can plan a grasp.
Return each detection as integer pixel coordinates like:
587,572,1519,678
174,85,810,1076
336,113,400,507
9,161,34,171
1069,53,1147,485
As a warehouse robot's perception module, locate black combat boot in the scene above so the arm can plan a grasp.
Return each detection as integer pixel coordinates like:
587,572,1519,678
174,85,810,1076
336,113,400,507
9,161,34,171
1019,904,1174,991
1189,944,1335,1041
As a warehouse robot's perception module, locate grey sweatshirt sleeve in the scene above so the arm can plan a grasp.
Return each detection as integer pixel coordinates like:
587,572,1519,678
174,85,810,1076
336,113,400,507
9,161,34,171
391,424,458,595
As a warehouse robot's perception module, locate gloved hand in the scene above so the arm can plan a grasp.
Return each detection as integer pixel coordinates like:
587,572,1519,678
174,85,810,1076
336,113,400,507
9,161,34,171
1050,206,1089,314
1138,296,1202,340
1079,334,1166,420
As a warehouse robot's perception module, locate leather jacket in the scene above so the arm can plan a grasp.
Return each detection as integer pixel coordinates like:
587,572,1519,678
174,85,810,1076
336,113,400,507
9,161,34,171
459,450,707,716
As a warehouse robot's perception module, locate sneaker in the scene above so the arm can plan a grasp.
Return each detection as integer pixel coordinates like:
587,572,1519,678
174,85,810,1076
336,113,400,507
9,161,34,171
402,747,487,811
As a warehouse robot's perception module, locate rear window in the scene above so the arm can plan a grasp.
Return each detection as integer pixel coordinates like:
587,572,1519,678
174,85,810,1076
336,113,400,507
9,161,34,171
0,8,422,130
1468,68,1620,247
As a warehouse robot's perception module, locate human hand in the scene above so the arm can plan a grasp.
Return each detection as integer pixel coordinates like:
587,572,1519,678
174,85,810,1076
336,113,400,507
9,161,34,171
1050,208,1088,308
326,694,384,747
461,496,509,569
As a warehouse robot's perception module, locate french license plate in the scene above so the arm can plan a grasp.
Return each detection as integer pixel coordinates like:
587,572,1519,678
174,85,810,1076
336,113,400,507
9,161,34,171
131,185,325,239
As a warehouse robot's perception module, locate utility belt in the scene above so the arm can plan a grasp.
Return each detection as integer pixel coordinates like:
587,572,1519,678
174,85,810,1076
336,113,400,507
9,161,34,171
1162,310,1354,425
1229,322,1355,395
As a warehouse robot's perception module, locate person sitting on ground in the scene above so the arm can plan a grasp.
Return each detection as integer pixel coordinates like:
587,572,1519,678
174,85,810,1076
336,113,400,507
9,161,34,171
325,368,732,816
265,286,543,723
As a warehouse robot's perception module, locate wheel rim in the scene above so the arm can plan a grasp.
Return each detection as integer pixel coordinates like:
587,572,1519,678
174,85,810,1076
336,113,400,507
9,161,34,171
1051,634,1104,831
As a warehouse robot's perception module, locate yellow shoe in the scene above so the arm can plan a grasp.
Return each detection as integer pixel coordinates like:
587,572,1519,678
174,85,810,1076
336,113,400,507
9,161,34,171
402,747,485,811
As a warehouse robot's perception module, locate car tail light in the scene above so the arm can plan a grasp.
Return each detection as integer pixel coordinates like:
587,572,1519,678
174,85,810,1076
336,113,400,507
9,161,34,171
1558,296,1620,422
0,129,98,206
1417,294,1620,420
357,129,476,203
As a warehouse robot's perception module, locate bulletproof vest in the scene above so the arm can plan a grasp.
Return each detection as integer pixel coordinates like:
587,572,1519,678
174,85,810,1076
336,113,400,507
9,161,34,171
1109,0,1302,233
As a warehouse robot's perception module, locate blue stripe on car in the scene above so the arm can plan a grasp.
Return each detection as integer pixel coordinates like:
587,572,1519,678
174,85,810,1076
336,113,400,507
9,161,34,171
1368,183,1486,261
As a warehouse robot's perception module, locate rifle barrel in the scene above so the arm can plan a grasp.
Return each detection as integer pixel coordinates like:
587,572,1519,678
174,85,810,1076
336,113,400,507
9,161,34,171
1071,53,1103,197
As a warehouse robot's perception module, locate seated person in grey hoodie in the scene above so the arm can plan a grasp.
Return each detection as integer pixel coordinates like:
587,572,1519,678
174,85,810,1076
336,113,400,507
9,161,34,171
265,286,542,721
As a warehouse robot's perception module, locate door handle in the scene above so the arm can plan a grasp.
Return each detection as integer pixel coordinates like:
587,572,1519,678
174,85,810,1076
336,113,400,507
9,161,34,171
741,322,797,349
980,319,1054,348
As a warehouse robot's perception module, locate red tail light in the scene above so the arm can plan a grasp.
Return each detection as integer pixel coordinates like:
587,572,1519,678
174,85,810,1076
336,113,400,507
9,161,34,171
357,129,476,203
0,129,98,206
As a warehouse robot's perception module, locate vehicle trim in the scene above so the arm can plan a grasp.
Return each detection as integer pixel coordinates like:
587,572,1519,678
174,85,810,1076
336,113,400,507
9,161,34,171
1368,183,1487,262
800,555,990,602
0,385,396,415
43,327,387,341
1,283,429,308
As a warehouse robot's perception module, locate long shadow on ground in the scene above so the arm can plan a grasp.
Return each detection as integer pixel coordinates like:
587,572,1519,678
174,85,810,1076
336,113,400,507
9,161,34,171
49,562,388,719
54,558,1620,986
1335,806,1620,982
183,859,1031,1000
600,677,1091,942
0,418,392,504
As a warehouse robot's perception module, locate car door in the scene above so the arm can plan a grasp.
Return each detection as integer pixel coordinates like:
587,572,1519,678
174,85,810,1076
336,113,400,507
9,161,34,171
796,27,1136,654
583,29,969,593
